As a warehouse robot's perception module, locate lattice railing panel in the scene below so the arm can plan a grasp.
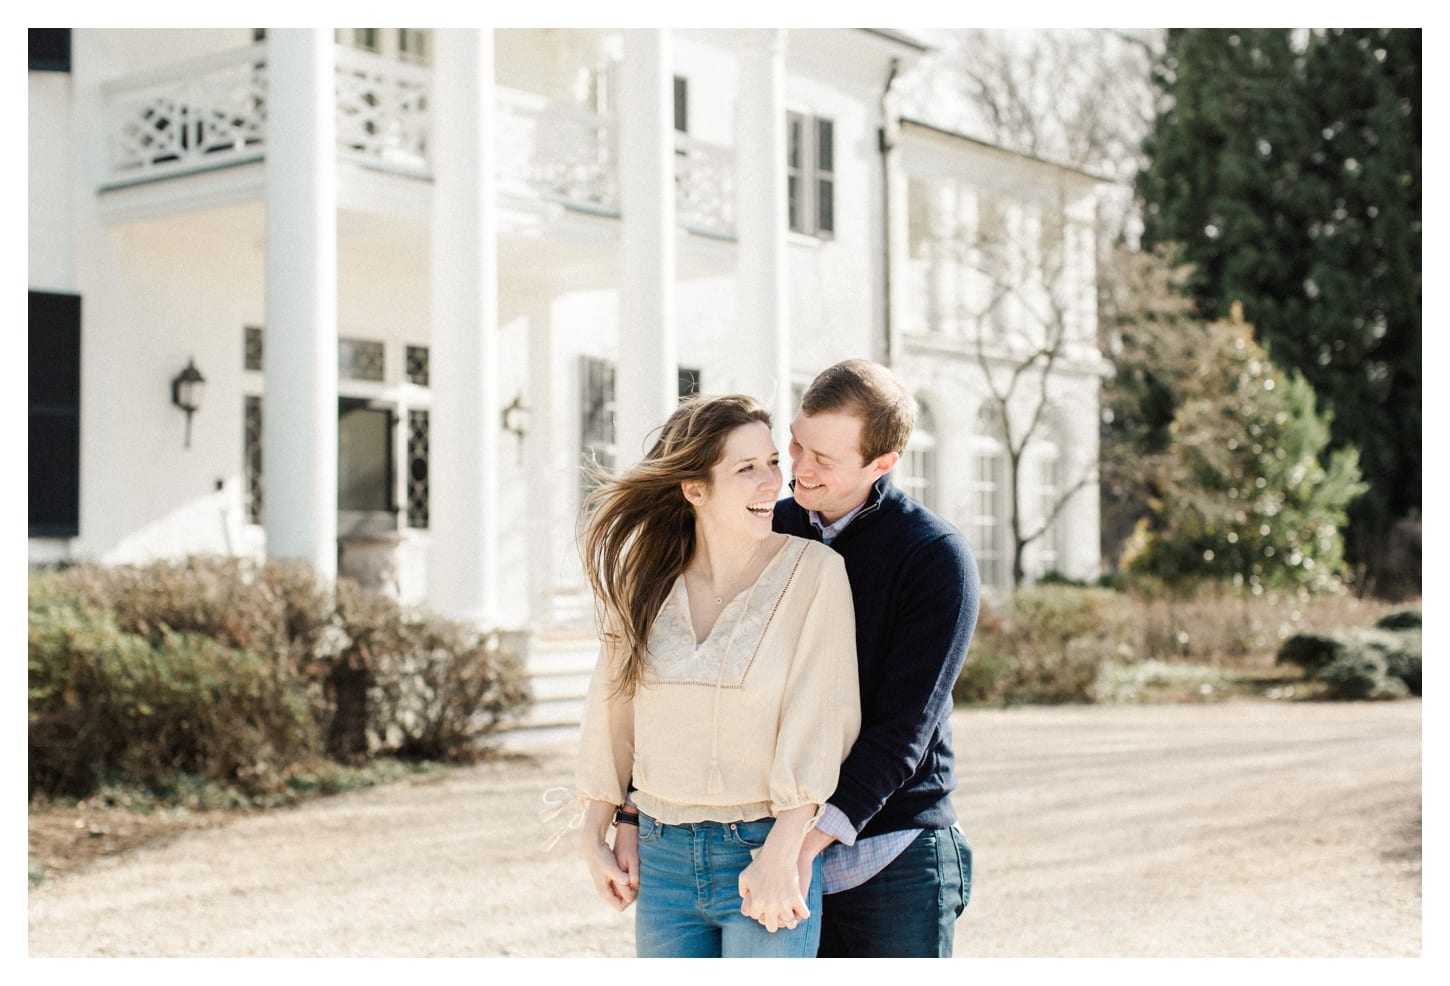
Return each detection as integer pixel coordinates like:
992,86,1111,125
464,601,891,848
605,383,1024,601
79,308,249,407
103,44,268,185
497,88,618,211
334,46,430,176
675,135,735,237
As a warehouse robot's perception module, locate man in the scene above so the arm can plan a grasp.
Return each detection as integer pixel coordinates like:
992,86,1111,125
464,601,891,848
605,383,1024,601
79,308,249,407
774,359,979,957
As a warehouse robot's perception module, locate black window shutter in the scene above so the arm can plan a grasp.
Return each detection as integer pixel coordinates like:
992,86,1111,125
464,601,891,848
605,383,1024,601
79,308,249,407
29,29,71,73
29,291,81,537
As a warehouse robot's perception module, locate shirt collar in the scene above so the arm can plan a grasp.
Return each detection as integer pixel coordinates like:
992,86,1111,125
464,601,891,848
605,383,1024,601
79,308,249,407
809,499,870,545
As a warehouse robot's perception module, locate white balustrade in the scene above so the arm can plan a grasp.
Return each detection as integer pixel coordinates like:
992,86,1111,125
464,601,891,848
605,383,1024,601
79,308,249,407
674,134,735,237
102,43,269,185
100,44,736,237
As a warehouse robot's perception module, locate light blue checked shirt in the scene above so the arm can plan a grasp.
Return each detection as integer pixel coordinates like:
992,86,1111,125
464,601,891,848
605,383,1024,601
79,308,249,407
808,505,921,893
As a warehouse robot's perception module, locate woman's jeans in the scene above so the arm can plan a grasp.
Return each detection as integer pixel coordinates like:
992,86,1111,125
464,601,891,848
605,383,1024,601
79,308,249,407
635,811,824,958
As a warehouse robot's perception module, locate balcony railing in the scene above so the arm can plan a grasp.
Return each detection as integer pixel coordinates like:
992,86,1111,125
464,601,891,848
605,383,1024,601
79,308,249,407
100,42,736,236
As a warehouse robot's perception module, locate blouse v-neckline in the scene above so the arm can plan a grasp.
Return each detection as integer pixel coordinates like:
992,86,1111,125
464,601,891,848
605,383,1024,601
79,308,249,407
677,536,795,648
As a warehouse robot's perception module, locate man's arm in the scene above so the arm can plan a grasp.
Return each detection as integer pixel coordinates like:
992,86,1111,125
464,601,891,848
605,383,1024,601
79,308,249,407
826,532,980,835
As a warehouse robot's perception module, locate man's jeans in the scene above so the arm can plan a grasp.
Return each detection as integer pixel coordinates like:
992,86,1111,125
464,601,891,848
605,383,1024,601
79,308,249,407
635,811,825,958
817,826,972,957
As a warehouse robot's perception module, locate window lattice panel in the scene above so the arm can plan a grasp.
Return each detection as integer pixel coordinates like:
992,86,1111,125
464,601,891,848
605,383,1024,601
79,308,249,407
406,408,430,529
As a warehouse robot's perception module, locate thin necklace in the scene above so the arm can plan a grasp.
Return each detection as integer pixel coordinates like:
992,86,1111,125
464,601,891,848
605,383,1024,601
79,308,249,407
711,537,768,606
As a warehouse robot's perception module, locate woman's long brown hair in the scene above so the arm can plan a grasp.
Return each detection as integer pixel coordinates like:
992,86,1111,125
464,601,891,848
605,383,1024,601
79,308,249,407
578,394,773,697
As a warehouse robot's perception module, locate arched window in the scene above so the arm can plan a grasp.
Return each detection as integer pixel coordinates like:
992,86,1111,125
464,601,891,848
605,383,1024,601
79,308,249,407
898,398,937,512
969,403,1009,591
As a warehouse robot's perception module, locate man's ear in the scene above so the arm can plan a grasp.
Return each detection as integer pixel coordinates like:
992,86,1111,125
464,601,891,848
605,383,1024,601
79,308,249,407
870,450,901,478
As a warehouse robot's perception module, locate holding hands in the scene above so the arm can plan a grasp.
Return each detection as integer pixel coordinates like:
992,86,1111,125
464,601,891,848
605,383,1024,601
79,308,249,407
581,800,640,911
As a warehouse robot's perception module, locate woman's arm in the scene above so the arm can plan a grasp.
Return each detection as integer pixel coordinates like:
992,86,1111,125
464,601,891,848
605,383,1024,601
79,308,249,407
580,799,638,911
738,803,818,932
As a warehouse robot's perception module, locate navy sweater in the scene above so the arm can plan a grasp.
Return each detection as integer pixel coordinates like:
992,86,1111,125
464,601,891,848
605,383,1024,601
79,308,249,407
774,475,980,839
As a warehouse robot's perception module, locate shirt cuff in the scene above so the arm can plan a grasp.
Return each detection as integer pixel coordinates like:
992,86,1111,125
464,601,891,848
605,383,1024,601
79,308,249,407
815,803,858,847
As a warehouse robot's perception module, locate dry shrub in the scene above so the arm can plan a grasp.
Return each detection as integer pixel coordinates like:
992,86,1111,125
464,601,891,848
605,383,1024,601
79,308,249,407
954,580,1416,707
28,558,533,799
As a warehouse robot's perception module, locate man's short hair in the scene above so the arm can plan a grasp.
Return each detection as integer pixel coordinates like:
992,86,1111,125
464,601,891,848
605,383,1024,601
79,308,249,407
800,359,917,463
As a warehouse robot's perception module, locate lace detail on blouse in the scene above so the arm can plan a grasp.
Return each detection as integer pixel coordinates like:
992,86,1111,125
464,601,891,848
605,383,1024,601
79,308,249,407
644,538,807,688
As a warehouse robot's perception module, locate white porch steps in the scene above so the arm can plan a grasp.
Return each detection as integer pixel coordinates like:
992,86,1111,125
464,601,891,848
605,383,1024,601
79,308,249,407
498,632,600,750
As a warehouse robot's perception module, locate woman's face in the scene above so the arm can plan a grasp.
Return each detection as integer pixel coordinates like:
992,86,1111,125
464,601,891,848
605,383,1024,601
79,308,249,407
687,422,782,540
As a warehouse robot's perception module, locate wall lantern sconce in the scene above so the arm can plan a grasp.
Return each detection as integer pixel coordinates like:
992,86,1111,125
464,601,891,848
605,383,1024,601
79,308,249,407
501,393,532,464
171,357,206,449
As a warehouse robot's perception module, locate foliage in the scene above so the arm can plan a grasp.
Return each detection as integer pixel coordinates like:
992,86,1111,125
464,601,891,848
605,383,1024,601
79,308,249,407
28,580,321,798
1118,303,1366,592
956,581,1411,707
27,559,533,800
1136,28,1421,585
1276,625,1421,699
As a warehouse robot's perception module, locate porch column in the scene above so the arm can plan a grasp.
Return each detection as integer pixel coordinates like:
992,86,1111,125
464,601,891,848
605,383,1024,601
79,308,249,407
264,29,337,580
734,29,791,444
429,28,502,627
615,28,677,465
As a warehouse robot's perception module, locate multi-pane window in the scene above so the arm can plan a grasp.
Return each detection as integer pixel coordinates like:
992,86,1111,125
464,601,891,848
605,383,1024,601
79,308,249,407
29,291,81,537
338,338,385,382
405,344,429,386
1034,430,1068,580
970,404,1009,590
898,399,937,512
787,112,834,238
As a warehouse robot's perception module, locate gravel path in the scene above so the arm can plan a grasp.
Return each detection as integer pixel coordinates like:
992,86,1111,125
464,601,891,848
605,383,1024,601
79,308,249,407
27,700,1421,958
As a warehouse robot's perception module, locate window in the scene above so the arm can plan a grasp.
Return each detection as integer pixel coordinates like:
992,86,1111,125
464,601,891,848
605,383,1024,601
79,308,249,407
580,356,617,485
338,398,398,536
678,366,702,400
29,291,81,537
673,76,689,134
969,404,1009,590
244,395,263,524
29,29,70,73
787,112,834,238
1036,444,1065,578
242,329,429,530
898,399,937,511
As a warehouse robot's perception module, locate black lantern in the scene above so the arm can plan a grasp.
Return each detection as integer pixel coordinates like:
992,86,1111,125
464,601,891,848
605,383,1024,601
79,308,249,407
171,358,206,448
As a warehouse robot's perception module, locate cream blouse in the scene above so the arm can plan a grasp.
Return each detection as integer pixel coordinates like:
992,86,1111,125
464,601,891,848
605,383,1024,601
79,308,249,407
575,536,861,825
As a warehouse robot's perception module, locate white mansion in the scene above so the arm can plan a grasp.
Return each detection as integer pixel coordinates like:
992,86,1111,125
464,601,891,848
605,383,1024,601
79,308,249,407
28,28,1108,707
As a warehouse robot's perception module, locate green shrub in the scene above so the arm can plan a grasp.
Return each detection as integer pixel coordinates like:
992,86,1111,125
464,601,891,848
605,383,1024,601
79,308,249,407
1375,607,1422,631
1276,626,1421,699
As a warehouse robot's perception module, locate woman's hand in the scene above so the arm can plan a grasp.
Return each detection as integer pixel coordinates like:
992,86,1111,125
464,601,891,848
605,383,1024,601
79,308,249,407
581,800,637,911
737,804,817,932
613,812,640,898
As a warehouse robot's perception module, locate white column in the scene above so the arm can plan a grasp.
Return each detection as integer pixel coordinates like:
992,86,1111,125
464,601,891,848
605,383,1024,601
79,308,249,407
264,29,337,580
428,29,502,627
734,29,791,443
615,28,677,465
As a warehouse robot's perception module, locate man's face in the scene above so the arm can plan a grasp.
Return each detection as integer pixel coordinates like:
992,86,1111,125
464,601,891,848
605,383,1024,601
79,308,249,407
787,410,896,525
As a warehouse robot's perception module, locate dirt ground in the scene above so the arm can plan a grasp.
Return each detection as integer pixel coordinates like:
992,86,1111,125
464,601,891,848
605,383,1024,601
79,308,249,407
27,700,1422,959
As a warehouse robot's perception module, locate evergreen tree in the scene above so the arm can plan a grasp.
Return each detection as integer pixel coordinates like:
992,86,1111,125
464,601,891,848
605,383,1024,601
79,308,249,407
1121,304,1366,593
1135,28,1420,584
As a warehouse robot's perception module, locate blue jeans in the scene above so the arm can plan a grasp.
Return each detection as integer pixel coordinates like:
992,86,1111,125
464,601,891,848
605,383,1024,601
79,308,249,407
635,811,825,958
817,826,972,957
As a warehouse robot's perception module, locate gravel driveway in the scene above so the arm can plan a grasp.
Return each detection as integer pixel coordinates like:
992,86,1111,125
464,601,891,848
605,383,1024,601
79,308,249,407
27,700,1421,958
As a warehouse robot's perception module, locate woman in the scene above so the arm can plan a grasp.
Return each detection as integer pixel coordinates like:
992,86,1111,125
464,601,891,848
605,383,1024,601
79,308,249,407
575,394,860,958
